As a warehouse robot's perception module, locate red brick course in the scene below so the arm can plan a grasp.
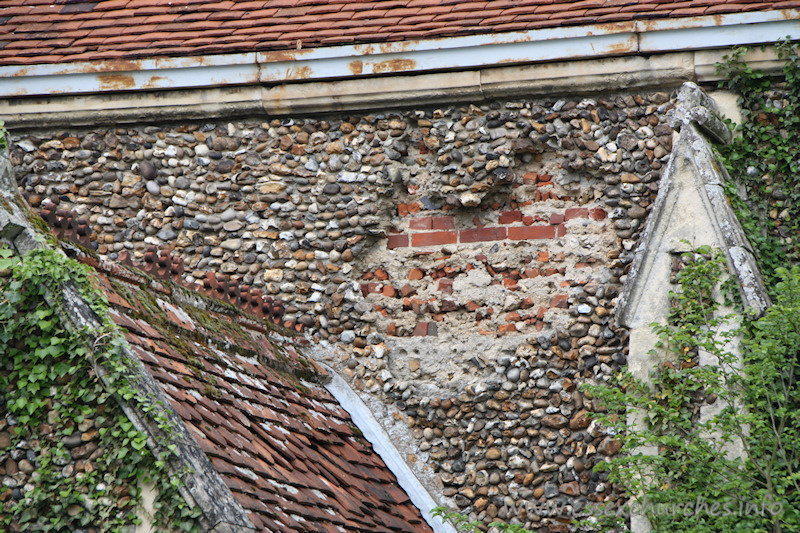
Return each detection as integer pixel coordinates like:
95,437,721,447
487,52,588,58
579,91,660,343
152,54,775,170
388,203,611,249
508,225,556,241
387,234,410,249
411,230,458,247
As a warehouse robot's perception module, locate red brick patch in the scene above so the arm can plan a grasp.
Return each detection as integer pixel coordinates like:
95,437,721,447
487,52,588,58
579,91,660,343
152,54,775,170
438,279,453,294
431,216,456,229
411,231,457,247
412,322,438,336
382,285,396,297
408,217,456,230
409,217,432,230
408,268,424,280
589,207,607,220
441,299,458,311
564,207,589,221
399,284,416,297
551,294,569,308
459,227,507,243
523,268,540,278
498,210,522,224
387,234,409,249
508,225,556,241
498,324,517,335
361,283,379,296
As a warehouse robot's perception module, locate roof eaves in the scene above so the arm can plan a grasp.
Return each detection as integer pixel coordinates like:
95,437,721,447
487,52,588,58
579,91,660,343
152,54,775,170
1,9,798,100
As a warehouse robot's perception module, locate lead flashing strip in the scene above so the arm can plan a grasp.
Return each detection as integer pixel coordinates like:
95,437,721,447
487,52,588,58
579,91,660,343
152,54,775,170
0,10,798,100
322,364,458,533
0,48,779,129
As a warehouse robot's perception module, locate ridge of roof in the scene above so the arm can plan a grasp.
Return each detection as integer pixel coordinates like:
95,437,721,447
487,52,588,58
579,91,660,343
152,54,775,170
0,0,792,67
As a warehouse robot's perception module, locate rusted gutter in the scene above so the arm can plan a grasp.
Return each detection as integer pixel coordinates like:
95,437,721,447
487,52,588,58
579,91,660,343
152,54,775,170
0,10,797,99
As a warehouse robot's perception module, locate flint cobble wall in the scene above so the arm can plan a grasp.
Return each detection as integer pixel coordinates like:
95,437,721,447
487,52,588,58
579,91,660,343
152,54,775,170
10,90,674,530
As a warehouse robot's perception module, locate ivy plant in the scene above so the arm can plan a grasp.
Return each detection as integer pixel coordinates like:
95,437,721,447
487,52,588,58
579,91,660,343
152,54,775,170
583,254,800,533
0,246,200,531
579,41,800,533
716,39,800,287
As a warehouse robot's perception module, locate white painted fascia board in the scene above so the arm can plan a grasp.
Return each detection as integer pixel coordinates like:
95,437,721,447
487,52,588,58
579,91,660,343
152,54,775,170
639,18,800,52
254,9,800,80
0,53,260,98
256,32,639,83
0,9,798,98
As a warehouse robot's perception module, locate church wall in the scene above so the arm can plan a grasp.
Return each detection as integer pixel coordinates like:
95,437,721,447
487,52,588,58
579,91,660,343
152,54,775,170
9,89,675,530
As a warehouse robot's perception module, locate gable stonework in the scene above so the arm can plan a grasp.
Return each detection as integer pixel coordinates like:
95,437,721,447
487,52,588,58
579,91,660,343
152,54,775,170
2,1,796,530
615,82,771,532
9,88,677,530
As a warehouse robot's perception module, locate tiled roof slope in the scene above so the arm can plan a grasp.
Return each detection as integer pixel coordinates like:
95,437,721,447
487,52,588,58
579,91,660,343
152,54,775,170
0,0,789,66
62,243,431,532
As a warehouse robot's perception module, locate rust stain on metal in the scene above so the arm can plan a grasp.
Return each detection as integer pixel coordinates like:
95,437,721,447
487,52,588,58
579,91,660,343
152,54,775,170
601,21,637,34
348,60,364,75
83,60,140,74
378,41,412,54
6,87,33,96
261,49,312,62
635,17,705,33
97,73,136,91
285,65,313,80
488,34,533,45
606,39,637,55
637,19,660,32
371,58,416,74
42,59,141,77
144,75,166,88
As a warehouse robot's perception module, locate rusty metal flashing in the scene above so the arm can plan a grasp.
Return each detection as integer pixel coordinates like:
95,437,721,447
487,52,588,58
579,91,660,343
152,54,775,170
0,48,781,129
1,10,798,100
1,11,798,128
